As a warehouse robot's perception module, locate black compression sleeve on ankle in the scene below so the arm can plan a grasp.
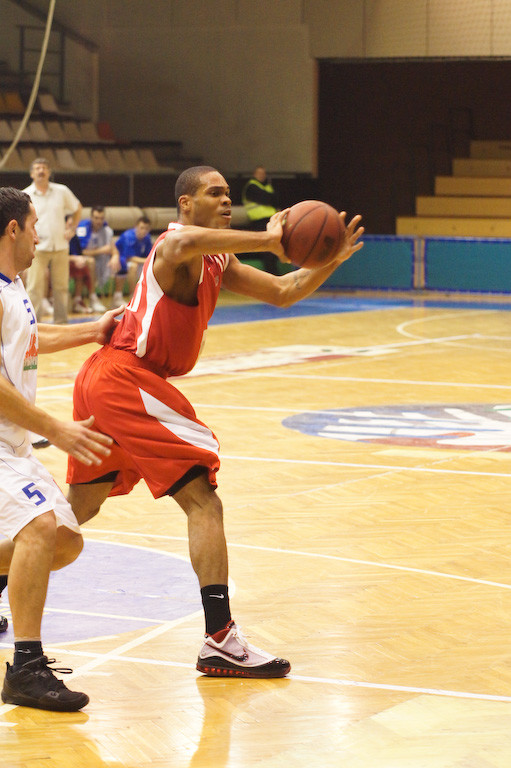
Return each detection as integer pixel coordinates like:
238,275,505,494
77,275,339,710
200,584,231,636
13,640,43,668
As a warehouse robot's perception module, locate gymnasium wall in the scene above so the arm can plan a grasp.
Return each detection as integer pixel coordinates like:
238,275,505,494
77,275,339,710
3,0,511,178
318,58,511,234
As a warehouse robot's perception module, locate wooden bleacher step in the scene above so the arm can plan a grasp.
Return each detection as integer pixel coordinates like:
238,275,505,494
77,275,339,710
452,158,511,177
470,140,511,159
435,176,511,196
416,196,511,218
396,215,511,238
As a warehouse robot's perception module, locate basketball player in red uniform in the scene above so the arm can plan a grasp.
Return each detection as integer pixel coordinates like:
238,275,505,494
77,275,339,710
67,166,364,677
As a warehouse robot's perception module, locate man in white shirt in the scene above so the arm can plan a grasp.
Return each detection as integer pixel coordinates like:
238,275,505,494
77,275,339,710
23,158,82,323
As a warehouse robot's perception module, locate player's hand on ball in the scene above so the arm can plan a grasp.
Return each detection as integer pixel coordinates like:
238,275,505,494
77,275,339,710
334,212,364,265
267,209,291,262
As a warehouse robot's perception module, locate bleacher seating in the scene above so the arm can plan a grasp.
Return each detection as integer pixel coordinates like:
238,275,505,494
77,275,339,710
435,176,511,196
19,146,37,167
73,147,94,171
78,121,102,142
37,93,61,114
61,120,83,142
452,158,511,177
396,216,511,238
44,120,67,142
3,91,24,114
0,119,13,141
122,148,144,171
105,148,127,172
29,120,50,143
469,140,511,159
0,147,23,170
39,147,59,169
55,147,78,170
81,206,146,232
141,208,179,232
0,84,194,175
79,205,250,234
397,139,511,237
416,196,511,217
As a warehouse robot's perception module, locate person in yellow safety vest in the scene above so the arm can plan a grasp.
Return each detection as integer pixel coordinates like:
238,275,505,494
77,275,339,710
242,166,279,224
241,166,280,274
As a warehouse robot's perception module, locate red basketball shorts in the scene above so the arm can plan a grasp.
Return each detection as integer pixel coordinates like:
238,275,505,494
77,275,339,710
66,346,220,498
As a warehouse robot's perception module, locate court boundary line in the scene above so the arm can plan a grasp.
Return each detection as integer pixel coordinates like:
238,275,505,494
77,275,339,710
234,371,511,389
82,529,511,591
1,644,509,706
219,453,511,478
34,373,511,392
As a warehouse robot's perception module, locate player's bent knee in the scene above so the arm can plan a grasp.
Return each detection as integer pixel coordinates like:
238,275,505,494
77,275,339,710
67,481,112,524
15,510,58,546
74,505,101,525
53,529,83,569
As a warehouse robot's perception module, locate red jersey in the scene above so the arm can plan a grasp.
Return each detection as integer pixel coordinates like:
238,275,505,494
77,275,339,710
109,223,230,377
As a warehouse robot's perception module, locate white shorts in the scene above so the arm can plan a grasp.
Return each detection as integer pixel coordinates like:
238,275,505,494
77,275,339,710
0,443,80,541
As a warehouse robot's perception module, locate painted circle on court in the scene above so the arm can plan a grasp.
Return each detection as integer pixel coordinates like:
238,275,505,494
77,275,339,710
1,540,201,644
283,404,511,450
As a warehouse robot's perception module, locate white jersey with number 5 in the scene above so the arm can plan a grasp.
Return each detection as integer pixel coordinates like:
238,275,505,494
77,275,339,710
0,272,38,452
0,272,79,539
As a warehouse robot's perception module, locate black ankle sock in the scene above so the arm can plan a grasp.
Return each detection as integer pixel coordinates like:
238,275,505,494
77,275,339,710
200,584,231,636
0,575,7,594
13,640,43,668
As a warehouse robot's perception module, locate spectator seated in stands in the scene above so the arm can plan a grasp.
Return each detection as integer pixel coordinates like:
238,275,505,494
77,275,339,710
112,215,152,304
76,206,120,312
68,218,92,314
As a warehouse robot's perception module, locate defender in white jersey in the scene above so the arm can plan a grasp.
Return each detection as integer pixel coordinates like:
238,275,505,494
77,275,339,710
0,187,120,712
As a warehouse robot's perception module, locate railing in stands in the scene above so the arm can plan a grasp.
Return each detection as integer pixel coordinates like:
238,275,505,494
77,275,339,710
6,0,99,120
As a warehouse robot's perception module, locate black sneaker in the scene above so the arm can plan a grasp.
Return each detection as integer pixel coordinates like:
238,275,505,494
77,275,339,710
1,656,89,712
0,616,7,633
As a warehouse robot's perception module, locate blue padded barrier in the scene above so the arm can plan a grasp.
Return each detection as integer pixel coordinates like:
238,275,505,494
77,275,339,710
323,235,416,290
424,237,511,294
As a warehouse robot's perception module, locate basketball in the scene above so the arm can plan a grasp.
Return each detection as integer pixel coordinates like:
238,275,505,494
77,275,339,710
281,200,345,269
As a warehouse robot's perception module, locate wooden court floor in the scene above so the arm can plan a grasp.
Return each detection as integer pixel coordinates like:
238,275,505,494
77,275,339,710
3,291,511,767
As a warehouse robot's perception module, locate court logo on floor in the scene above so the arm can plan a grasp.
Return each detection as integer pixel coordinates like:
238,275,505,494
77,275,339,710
283,404,511,450
0,540,201,644
184,345,384,378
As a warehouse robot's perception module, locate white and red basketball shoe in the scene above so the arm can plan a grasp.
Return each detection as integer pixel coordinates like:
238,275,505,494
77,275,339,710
197,621,291,678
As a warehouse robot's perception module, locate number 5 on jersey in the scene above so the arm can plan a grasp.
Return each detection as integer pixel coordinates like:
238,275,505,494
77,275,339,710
22,482,46,506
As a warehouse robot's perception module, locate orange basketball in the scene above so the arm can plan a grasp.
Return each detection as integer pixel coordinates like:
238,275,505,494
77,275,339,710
281,200,345,269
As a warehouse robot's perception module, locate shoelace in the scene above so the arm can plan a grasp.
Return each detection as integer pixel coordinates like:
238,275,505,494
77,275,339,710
232,626,248,647
231,626,265,655
38,658,74,676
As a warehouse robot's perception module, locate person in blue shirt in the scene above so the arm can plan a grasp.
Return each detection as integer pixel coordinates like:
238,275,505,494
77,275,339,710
112,216,152,304
76,206,119,312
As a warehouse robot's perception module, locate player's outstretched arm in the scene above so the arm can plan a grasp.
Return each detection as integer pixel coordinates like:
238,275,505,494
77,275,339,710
223,212,364,308
0,302,112,464
38,305,125,353
158,221,286,265
0,371,112,466
44,415,112,466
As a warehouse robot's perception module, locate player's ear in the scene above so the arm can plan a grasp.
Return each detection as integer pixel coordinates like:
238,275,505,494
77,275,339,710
6,219,18,240
178,194,192,213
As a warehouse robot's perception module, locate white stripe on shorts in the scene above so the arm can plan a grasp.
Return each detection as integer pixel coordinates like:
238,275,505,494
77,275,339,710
138,387,220,455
